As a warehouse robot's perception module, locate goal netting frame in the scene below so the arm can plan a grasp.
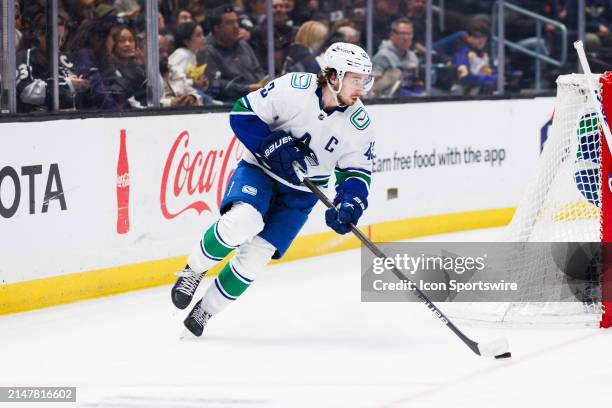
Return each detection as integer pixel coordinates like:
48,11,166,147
447,73,612,328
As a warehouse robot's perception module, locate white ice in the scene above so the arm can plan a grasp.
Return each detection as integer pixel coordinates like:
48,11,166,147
1,227,611,408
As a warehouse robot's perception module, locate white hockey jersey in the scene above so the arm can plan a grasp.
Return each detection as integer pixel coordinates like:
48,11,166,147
230,72,374,195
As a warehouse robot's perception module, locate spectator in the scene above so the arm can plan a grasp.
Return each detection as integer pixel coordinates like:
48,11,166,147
330,18,358,34
371,18,423,97
159,0,177,26
362,0,401,51
335,25,361,45
70,18,133,110
325,19,361,47
245,0,267,25
350,0,368,26
60,0,93,23
565,0,612,52
196,5,265,102
284,0,297,25
15,14,89,112
21,0,48,22
184,0,207,25
169,21,210,98
326,19,362,47
170,21,205,72
292,0,324,26
15,1,23,49
159,34,202,107
175,9,194,25
324,0,348,24
406,0,440,54
114,0,141,20
451,18,497,95
92,0,120,21
110,25,147,107
282,20,328,74
159,12,167,35
250,0,296,74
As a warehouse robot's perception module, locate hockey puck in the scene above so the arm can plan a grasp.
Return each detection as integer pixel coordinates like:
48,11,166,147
494,352,512,359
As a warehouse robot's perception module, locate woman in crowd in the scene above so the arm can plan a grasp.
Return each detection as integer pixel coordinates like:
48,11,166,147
159,34,202,107
70,18,133,110
169,21,213,103
110,25,147,107
281,20,328,74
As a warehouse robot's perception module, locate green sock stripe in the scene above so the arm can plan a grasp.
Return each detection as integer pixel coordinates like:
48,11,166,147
202,223,234,260
217,262,251,298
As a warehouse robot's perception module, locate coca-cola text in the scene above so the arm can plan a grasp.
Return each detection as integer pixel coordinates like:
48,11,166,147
160,131,243,219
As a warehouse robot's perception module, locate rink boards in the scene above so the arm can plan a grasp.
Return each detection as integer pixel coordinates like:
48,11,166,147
0,97,553,313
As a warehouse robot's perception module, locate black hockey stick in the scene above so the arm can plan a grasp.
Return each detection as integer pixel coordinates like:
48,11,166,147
293,164,511,358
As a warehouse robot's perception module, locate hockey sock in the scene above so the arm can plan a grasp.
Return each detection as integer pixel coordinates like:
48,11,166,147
187,221,237,273
201,235,276,315
187,202,265,274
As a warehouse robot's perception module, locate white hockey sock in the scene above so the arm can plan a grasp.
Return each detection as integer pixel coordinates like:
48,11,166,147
187,202,264,274
202,235,276,315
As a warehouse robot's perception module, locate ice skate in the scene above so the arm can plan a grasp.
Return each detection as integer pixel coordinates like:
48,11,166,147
171,265,204,309
183,299,212,337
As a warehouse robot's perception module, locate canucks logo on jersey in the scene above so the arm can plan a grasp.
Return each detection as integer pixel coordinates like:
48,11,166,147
290,73,312,89
229,72,374,193
350,107,371,130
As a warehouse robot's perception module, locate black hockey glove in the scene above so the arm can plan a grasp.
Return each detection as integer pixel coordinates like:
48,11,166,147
325,192,367,234
258,130,307,185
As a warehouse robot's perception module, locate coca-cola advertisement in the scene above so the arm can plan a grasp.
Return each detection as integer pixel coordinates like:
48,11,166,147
160,130,244,220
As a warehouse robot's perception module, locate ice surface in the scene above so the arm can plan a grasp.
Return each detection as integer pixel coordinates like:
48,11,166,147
0,227,610,408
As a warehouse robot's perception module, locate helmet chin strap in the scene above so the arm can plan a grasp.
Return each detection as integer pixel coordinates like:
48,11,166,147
326,75,344,106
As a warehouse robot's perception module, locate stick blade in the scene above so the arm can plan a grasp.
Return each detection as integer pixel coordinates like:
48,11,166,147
477,337,510,357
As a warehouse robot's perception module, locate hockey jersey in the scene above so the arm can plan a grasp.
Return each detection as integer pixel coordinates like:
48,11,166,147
15,47,77,112
229,72,374,201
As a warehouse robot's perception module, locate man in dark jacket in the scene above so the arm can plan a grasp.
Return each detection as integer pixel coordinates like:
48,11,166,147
196,5,265,102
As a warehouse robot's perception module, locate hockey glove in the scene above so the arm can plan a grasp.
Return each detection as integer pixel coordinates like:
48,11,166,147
258,130,307,185
325,192,367,235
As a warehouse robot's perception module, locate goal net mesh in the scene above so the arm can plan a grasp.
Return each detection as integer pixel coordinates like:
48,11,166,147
446,74,608,327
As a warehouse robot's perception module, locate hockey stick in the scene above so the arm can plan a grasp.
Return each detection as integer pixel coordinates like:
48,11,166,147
293,163,511,358
574,41,612,149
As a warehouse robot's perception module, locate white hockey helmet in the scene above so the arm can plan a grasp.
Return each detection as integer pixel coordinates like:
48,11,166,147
323,42,374,92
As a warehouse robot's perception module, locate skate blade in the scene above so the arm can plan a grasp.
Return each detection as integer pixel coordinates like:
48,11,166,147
171,301,190,316
179,328,201,341
175,270,198,277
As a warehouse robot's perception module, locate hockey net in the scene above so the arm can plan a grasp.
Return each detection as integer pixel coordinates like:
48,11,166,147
447,73,612,328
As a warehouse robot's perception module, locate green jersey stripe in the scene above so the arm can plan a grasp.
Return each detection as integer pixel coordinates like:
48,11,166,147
335,170,371,188
231,97,253,113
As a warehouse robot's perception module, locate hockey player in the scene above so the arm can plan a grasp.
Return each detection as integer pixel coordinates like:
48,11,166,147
171,42,376,336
